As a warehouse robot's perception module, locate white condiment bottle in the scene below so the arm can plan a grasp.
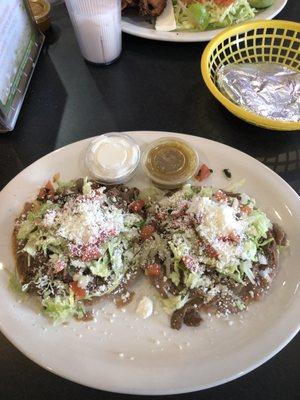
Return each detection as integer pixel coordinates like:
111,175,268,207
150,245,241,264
85,133,140,184
65,0,121,65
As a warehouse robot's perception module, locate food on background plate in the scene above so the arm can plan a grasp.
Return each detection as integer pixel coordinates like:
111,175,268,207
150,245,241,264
139,185,287,330
122,0,275,32
155,0,177,31
122,0,167,17
13,177,146,324
142,137,199,189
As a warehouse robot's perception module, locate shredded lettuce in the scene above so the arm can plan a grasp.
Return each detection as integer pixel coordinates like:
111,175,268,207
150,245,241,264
108,239,123,275
199,186,214,198
139,187,164,204
240,260,255,284
182,184,194,200
235,298,246,311
184,270,202,289
169,241,185,260
219,264,243,284
162,293,189,314
170,269,181,286
42,294,85,325
56,179,76,194
82,177,92,195
241,239,257,261
17,220,36,241
89,254,111,278
22,231,66,257
258,237,274,247
247,209,272,239
17,201,56,241
124,213,144,228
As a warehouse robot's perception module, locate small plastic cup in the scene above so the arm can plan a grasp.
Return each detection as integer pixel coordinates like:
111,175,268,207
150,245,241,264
65,0,121,65
141,137,199,189
85,133,141,184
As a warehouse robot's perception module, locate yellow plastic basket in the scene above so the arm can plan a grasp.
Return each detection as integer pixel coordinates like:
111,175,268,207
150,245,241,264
201,20,300,131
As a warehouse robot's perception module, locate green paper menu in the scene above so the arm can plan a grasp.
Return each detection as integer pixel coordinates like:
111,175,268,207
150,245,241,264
0,0,44,132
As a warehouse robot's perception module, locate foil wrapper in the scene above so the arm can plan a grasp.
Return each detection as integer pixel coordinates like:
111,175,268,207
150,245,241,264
217,63,300,122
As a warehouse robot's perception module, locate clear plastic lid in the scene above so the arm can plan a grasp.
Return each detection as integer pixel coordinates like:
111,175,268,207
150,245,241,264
85,133,140,184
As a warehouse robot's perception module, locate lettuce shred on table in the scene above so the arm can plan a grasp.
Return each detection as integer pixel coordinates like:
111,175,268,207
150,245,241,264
173,0,256,32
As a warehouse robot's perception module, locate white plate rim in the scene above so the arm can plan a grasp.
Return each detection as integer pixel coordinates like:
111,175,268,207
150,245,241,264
0,130,299,395
121,0,288,42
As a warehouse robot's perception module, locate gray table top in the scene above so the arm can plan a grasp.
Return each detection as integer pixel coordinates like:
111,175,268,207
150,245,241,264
0,1,299,399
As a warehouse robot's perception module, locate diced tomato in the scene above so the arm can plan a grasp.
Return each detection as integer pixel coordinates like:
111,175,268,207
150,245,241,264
70,281,86,299
53,260,66,274
38,180,55,199
220,231,240,243
129,199,145,213
141,225,156,241
195,164,212,182
240,205,252,214
213,190,227,202
214,0,235,6
145,263,161,276
228,231,240,243
37,187,47,199
81,245,100,261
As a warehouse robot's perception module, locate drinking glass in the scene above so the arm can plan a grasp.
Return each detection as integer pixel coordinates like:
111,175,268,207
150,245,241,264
65,0,121,65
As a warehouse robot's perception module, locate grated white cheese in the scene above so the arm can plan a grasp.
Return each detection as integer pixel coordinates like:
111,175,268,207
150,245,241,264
70,259,86,269
188,196,248,270
44,190,124,246
73,273,92,289
188,196,247,239
42,209,57,227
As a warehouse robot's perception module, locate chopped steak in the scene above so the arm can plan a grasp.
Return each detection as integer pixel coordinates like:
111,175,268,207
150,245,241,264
171,298,203,330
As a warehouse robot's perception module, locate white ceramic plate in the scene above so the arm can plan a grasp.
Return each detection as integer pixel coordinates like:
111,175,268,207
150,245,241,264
0,131,299,395
122,0,287,42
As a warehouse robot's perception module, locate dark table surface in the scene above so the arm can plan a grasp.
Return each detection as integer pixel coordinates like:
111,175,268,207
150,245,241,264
0,1,299,399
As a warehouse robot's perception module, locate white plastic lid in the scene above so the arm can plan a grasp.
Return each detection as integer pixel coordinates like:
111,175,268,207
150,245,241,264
85,133,140,184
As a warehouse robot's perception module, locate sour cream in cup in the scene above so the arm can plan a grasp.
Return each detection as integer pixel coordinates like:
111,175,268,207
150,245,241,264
85,133,140,184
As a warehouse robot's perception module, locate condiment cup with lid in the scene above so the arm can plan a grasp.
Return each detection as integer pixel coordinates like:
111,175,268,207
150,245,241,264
141,137,199,189
85,133,140,185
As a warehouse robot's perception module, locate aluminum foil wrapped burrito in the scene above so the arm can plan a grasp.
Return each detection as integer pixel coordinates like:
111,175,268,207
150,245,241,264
217,63,300,122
